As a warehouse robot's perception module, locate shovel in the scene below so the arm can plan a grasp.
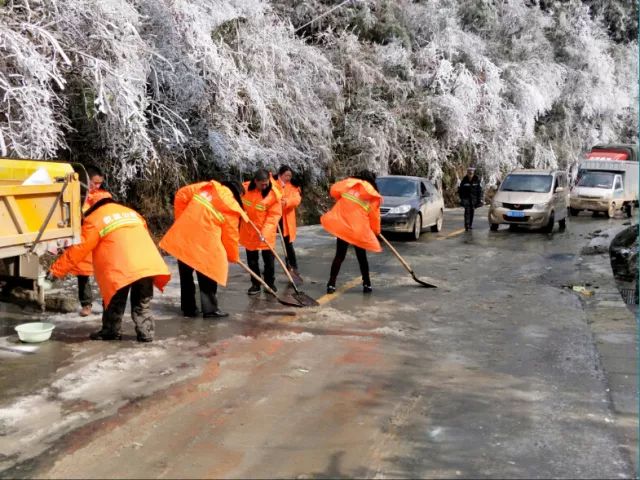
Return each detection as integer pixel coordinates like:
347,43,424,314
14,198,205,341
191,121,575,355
246,219,319,307
277,223,303,286
236,260,305,308
379,234,438,288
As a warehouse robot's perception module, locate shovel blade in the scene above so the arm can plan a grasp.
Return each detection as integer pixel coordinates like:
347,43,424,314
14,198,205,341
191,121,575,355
277,295,305,308
411,272,438,288
292,292,320,307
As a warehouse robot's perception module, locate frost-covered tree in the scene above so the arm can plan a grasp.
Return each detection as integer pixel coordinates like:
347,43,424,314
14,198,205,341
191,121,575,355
0,0,637,215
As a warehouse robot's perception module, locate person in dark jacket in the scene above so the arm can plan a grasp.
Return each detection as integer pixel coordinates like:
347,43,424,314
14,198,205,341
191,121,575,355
458,167,483,231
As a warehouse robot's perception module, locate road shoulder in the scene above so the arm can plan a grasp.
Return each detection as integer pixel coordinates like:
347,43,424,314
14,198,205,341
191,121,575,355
577,225,638,471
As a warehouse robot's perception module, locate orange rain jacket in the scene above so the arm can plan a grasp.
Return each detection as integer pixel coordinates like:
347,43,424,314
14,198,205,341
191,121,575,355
68,188,114,276
51,201,171,308
159,180,249,286
173,181,208,219
275,180,302,242
320,178,382,252
239,180,282,251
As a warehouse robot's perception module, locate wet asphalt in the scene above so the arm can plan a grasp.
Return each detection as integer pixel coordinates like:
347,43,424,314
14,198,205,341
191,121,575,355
0,208,635,478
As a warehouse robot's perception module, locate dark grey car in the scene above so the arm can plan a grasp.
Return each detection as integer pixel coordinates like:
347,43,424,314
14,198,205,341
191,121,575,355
377,175,445,240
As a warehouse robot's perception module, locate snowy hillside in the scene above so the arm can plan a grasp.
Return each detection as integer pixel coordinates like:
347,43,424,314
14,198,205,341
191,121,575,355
0,0,637,209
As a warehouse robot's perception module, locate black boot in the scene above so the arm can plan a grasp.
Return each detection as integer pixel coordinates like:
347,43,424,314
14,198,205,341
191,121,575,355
89,329,122,341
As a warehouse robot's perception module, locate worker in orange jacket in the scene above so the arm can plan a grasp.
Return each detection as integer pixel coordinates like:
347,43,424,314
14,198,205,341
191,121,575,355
273,165,302,277
48,198,170,342
159,180,248,318
71,165,112,317
239,169,282,295
320,170,382,294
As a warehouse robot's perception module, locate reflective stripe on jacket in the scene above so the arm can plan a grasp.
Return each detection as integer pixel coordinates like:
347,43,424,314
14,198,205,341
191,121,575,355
51,202,170,308
159,181,248,286
174,182,209,220
320,178,382,252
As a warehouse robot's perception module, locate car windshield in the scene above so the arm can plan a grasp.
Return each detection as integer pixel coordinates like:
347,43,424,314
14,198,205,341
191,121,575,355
377,178,417,197
500,174,553,193
577,172,614,189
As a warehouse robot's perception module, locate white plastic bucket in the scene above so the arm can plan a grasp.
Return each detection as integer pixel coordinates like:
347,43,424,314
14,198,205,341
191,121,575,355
14,322,55,343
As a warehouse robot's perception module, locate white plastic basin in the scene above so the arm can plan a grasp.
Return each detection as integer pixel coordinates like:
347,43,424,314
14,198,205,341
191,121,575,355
14,322,55,343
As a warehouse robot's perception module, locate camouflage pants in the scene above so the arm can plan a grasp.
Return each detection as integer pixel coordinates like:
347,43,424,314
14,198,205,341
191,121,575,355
102,277,155,340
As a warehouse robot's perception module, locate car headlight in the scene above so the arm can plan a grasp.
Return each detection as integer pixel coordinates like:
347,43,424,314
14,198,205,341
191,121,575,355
388,204,412,214
530,203,548,211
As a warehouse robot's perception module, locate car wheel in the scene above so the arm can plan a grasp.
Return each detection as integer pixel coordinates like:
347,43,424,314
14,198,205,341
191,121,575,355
625,203,634,218
431,210,443,233
411,214,422,241
569,207,580,216
543,212,555,233
489,223,499,231
607,203,616,219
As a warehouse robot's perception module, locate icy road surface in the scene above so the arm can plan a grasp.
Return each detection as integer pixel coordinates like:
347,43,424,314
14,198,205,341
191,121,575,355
0,208,636,479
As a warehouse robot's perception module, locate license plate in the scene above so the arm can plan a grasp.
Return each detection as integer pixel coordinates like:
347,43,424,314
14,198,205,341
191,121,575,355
508,210,525,217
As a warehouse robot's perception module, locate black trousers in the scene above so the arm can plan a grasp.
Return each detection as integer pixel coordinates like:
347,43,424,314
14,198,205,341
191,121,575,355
279,219,298,269
102,277,154,339
246,249,275,288
329,238,370,286
282,235,298,269
178,260,218,316
462,199,475,228
77,275,93,306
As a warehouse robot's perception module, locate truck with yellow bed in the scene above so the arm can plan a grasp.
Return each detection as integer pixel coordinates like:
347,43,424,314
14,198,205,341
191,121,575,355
0,158,84,308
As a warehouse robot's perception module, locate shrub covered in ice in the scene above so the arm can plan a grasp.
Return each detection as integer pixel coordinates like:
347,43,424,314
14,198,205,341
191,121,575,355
0,0,636,200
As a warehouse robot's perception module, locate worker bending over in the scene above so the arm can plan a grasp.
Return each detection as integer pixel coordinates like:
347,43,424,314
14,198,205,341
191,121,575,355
321,170,382,294
48,198,170,342
160,180,248,318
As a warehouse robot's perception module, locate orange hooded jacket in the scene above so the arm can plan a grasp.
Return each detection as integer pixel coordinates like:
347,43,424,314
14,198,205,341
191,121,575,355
239,180,282,251
51,200,171,308
320,178,382,252
67,188,114,277
276,180,302,242
159,180,249,286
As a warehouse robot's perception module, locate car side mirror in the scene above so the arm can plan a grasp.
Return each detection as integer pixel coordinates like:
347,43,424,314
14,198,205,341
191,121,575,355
555,187,565,193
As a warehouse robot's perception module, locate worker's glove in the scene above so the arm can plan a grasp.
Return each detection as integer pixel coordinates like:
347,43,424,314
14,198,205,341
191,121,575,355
259,235,266,243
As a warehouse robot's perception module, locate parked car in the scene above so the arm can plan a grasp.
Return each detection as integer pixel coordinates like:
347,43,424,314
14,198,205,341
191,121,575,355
488,169,568,233
377,175,444,240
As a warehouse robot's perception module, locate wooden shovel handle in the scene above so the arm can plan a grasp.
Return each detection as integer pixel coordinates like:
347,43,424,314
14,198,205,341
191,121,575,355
276,223,290,261
378,234,415,274
246,218,299,291
236,259,277,296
